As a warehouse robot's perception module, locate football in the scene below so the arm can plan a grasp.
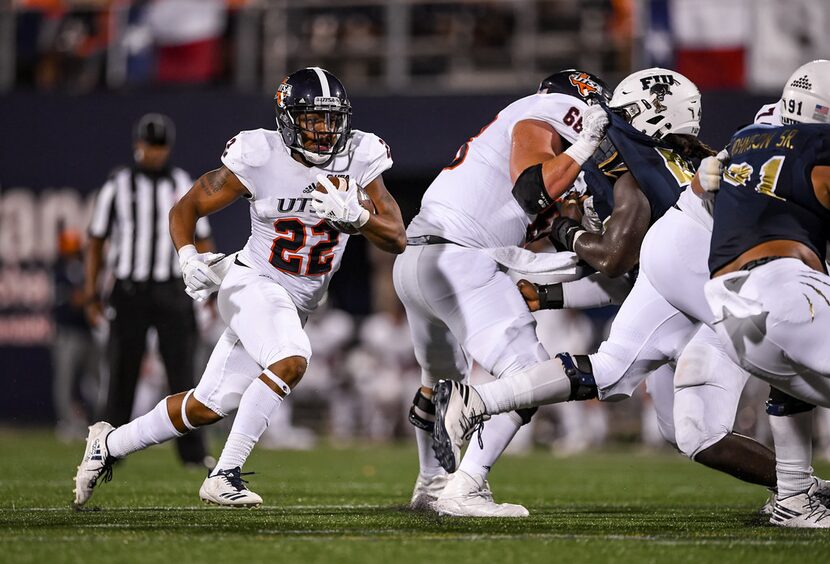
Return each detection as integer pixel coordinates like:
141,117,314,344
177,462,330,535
315,175,376,235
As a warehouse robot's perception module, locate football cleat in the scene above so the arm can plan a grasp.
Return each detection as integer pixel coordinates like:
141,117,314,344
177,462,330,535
409,472,449,511
431,470,529,518
72,421,116,508
432,380,490,473
199,467,263,508
770,481,830,528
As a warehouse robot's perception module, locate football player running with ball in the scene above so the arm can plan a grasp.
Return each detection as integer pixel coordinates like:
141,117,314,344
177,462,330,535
394,70,611,516
73,67,406,508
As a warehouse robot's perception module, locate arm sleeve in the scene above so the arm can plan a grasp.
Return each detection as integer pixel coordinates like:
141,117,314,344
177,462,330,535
87,178,117,239
220,130,272,200
561,271,633,309
353,133,394,188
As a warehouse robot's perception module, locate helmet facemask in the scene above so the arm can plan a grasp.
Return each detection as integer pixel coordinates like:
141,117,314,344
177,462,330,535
279,103,352,165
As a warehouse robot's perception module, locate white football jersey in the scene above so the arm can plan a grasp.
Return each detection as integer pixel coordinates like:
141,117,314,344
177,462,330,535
221,128,392,313
407,93,590,248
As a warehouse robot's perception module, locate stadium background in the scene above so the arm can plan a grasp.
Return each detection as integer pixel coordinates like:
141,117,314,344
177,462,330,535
0,0,828,454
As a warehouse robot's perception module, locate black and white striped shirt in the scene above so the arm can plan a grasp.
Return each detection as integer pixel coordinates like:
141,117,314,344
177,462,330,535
88,166,211,282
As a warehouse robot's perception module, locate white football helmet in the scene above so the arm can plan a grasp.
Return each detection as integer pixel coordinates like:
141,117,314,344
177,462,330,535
780,59,830,125
609,68,701,138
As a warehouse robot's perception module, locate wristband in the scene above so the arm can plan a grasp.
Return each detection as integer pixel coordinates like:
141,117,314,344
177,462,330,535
564,139,598,166
178,244,197,268
537,283,564,310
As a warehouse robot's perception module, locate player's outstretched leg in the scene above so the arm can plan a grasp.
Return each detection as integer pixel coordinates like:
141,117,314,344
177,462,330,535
73,390,220,508
200,356,305,508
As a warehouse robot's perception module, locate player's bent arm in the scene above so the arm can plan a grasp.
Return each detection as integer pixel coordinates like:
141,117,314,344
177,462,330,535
572,173,651,278
169,166,250,251
510,120,582,208
360,175,407,254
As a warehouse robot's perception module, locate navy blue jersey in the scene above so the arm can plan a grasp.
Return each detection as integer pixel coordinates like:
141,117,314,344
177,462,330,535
585,111,695,224
708,123,830,274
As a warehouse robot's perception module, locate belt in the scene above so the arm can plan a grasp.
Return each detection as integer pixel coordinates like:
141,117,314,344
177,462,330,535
741,256,785,272
406,235,457,246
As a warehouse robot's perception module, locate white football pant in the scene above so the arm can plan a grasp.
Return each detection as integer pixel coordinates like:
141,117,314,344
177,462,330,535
193,260,312,416
705,257,830,408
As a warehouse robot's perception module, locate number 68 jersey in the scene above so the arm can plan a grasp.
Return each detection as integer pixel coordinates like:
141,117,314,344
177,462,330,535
221,127,392,314
407,92,589,248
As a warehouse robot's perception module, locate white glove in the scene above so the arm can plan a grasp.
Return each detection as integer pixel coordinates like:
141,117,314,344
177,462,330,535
698,149,729,196
179,245,225,293
565,104,609,165
311,174,370,228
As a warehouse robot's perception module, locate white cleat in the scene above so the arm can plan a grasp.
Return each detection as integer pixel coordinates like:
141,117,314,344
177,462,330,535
432,380,490,473
199,467,263,508
431,470,529,518
409,472,449,511
72,421,116,508
770,481,830,528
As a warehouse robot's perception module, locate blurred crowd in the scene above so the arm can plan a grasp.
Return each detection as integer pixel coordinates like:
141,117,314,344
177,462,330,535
10,0,631,92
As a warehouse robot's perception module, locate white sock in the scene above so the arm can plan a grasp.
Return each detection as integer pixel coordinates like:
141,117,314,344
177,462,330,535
415,427,445,478
474,358,571,413
769,411,814,498
107,397,182,458
214,378,282,473
458,411,523,481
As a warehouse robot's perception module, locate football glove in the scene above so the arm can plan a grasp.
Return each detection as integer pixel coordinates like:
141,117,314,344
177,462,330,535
564,104,609,165
311,175,371,229
179,245,225,293
581,196,604,234
698,149,729,196
549,216,586,253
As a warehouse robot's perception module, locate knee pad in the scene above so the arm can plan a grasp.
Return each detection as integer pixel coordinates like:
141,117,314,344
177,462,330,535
408,388,435,432
515,407,538,426
557,353,598,401
766,387,816,416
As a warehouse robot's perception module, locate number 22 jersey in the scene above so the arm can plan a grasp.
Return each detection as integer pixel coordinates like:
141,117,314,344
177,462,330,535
407,92,589,248
221,128,392,314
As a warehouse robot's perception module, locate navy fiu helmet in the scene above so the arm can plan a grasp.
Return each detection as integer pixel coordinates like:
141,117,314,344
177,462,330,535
537,70,611,104
274,67,352,165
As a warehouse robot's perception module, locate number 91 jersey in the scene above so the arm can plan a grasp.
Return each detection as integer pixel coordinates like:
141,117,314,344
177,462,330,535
221,128,392,313
709,123,830,274
407,92,589,248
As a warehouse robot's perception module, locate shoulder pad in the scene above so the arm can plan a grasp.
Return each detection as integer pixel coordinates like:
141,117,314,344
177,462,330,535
348,130,393,186
221,129,275,169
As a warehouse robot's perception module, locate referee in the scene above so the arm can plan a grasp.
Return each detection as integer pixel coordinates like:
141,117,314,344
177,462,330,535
83,113,210,468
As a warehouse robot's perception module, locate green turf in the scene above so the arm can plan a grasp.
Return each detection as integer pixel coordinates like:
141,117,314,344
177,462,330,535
0,430,828,564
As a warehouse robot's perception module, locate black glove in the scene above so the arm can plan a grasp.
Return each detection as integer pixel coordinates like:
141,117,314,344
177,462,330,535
549,216,586,252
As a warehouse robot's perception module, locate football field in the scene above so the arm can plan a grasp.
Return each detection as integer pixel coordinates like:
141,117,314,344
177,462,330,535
1,430,828,564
